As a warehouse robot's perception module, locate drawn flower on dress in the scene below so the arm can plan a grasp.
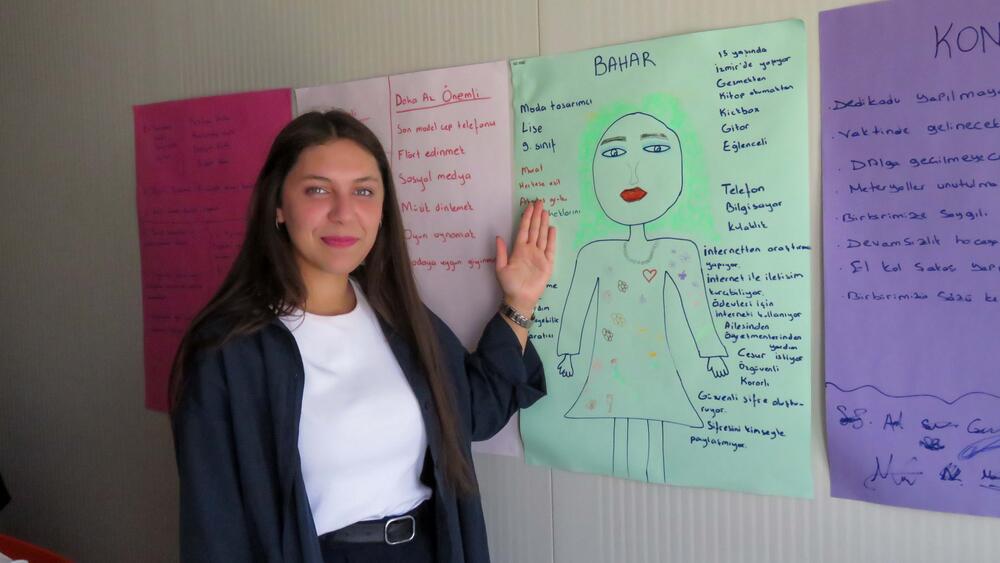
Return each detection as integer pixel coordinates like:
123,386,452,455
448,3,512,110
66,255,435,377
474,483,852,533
618,280,629,293
602,328,614,341
592,359,604,371
611,313,626,326
602,289,613,302
678,271,687,280
680,253,690,262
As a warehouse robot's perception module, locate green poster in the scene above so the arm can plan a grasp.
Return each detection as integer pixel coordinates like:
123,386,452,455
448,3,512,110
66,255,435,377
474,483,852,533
515,20,811,497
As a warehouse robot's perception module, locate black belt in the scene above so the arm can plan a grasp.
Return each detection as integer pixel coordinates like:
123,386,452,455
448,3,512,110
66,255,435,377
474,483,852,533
321,501,430,546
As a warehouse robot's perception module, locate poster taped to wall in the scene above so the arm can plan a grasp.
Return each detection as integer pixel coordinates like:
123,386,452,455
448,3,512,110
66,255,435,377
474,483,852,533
515,20,813,497
134,89,293,411
822,0,1000,518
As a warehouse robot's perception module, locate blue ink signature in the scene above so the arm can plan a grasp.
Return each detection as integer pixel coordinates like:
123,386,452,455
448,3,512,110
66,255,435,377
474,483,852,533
967,418,1000,435
864,454,923,490
921,418,958,431
939,463,962,481
836,405,866,429
883,411,903,431
919,436,945,451
980,470,1000,492
959,435,1000,460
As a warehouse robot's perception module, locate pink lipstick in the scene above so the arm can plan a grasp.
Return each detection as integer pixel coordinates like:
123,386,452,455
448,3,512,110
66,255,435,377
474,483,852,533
321,236,359,248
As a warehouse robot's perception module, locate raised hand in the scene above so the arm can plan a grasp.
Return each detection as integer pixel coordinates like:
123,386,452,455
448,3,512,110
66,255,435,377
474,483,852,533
495,199,556,314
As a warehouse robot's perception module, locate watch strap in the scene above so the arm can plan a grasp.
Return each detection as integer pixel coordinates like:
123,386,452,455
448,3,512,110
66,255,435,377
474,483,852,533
499,302,534,329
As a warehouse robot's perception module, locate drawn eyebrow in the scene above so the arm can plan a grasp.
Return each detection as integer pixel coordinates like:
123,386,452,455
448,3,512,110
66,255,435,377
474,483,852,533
640,133,670,140
599,136,627,145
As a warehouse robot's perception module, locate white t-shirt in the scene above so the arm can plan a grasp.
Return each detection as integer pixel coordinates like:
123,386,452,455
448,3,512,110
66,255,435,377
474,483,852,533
281,280,432,535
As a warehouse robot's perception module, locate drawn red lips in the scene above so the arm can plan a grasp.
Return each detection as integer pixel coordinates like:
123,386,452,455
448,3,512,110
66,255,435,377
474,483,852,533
620,187,647,202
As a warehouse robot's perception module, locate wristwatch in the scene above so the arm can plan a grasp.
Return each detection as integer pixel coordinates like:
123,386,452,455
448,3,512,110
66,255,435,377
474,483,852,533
499,302,534,329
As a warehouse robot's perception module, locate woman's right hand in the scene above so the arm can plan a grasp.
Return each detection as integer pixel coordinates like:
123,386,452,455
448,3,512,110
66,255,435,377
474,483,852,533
557,354,575,378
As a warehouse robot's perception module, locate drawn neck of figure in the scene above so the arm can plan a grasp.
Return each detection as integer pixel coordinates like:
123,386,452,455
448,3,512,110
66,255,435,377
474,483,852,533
625,223,654,248
623,224,658,264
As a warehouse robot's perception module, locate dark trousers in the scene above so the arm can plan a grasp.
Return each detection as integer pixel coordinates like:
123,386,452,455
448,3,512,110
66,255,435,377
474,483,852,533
319,502,435,563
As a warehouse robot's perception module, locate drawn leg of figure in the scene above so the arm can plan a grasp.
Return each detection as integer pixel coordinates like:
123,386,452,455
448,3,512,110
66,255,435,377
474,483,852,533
612,418,629,478
625,419,652,481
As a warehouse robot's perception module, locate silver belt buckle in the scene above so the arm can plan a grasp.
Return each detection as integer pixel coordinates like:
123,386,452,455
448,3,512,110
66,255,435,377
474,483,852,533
384,514,416,545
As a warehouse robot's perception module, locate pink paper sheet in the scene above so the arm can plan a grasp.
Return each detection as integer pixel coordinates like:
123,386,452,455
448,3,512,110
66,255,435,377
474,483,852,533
134,89,292,411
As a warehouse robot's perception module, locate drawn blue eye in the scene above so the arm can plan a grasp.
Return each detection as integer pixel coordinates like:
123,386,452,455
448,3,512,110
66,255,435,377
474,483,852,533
601,147,627,158
643,144,671,153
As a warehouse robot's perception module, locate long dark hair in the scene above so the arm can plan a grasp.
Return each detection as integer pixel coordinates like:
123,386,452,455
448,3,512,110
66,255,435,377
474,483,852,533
169,110,475,494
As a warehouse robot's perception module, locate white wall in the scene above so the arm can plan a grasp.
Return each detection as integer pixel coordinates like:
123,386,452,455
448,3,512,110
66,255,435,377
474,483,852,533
2,1,998,561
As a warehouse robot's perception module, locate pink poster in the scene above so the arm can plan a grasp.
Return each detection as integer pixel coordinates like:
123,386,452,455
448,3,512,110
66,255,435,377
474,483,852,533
295,77,392,151
134,89,292,411
390,63,520,456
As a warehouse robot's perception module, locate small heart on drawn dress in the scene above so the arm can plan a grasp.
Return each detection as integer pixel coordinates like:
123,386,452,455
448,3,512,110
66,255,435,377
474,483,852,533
642,269,657,282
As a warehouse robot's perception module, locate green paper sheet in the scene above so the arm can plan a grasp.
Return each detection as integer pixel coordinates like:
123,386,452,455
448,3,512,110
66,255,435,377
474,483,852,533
516,19,812,497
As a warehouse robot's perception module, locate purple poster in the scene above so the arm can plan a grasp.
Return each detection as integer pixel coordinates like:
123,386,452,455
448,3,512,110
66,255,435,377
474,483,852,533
822,0,1000,517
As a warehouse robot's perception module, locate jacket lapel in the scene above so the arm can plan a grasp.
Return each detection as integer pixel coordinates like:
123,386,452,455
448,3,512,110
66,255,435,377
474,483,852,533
375,315,444,465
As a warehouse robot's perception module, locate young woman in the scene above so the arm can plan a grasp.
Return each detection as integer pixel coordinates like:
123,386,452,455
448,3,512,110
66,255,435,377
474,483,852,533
170,110,555,563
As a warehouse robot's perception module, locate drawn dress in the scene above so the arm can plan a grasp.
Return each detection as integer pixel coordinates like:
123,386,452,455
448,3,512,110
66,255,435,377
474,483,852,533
557,237,727,426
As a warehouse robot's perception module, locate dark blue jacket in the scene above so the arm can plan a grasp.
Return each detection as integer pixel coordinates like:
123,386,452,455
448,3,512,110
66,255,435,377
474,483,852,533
172,310,546,562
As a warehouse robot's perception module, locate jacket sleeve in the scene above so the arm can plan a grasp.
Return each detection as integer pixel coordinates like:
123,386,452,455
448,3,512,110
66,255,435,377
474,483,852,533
432,311,547,441
172,346,257,562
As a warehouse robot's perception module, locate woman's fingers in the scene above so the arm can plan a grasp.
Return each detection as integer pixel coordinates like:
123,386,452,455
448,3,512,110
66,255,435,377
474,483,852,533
495,236,508,269
536,208,550,252
544,225,557,262
516,199,534,245
527,199,542,245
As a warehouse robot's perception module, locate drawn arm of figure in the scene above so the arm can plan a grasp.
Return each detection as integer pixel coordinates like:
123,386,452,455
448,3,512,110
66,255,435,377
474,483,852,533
667,239,729,378
556,243,601,377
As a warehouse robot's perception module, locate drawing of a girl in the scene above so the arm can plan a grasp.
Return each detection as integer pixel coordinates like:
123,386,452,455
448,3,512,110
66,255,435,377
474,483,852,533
556,112,729,482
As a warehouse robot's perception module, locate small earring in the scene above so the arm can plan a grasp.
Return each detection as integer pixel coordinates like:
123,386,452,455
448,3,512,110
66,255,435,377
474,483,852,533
275,219,282,231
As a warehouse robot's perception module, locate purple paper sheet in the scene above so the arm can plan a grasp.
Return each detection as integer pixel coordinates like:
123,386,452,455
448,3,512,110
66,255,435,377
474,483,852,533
822,0,1000,517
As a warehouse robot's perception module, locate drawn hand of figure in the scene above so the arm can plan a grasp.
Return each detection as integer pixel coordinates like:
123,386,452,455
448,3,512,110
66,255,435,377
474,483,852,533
495,199,557,312
557,354,575,378
707,357,729,378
